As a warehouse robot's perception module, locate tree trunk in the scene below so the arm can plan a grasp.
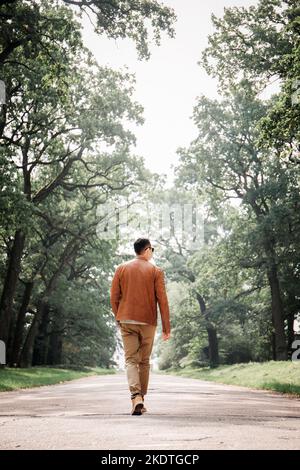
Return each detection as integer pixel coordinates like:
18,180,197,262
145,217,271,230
267,266,288,360
196,292,219,367
18,300,45,368
32,302,50,365
287,311,295,359
206,325,219,367
47,309,64,365
0,229,25,346
6,310,17,365
271,331,276,360
9,281,33,367
18,234,80,368
261,231,288,361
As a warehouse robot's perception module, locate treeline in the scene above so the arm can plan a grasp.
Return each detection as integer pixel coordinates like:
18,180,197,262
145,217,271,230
1,0,299,372
157,0,300,368
0,0,176,368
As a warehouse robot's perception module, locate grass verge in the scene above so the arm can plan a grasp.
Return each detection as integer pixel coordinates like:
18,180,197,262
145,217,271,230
159,361,300,397
0,366,116,392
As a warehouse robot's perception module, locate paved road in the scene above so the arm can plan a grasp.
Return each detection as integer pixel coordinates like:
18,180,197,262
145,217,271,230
0,372,299,450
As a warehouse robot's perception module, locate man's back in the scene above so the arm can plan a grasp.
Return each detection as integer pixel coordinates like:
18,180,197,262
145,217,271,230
110,238,171,415
110,258,170,334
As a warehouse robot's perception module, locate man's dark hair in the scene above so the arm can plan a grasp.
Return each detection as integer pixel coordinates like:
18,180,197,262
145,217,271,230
134,238,151,255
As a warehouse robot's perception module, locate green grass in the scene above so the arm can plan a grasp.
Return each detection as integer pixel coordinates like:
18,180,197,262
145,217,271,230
0,366,116,392
159,361,300,397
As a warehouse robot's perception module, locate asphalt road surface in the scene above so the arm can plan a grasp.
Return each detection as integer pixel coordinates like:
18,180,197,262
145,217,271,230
0,372,299,450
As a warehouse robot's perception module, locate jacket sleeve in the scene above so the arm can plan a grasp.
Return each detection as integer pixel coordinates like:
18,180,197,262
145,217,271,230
110,266,122,317
154,267,171,334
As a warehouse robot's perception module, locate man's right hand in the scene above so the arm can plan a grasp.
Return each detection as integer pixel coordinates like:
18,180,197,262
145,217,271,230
162,331,171,341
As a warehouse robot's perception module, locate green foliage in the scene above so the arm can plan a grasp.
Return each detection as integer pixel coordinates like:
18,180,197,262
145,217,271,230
0,366,115,392
0,0,174,368
162,1,300,366
0,0,176,62
162,361,300,397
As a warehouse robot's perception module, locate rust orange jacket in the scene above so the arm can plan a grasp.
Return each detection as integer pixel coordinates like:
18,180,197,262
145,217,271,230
110,256,171,334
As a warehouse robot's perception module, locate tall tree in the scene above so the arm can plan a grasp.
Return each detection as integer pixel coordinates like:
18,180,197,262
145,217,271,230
0,0,176,64
175,81,300,359
0,2,148,351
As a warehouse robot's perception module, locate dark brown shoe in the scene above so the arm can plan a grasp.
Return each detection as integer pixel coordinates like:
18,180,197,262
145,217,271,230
141,395,147,413
131,395,144,415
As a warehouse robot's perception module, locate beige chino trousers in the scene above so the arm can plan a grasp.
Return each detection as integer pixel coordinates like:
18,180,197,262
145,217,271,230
119,322,156,399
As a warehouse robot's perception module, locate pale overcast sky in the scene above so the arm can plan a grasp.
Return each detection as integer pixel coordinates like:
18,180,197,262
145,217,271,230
81,0,259,185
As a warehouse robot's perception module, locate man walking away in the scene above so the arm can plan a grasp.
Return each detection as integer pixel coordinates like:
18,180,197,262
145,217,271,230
110,238,171,415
